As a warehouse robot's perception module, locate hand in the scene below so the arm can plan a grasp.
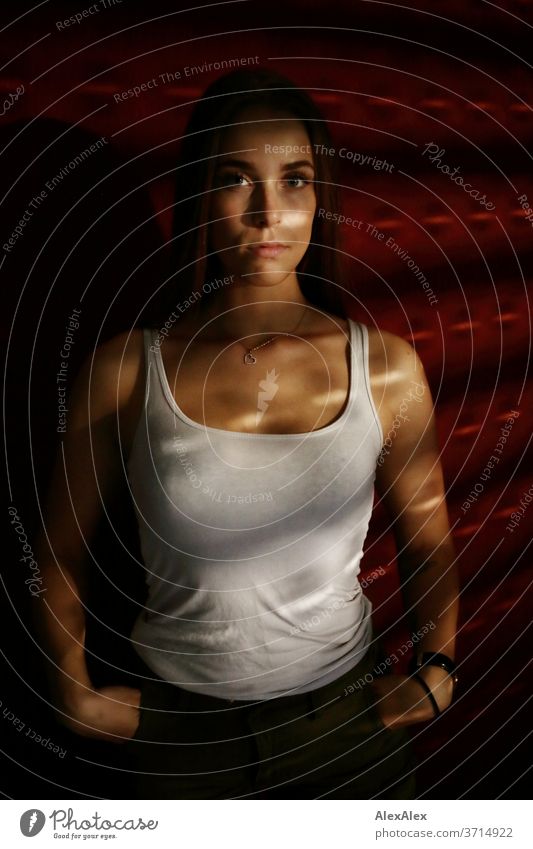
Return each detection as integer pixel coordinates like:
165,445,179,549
55,685,142,744
367,667,455,729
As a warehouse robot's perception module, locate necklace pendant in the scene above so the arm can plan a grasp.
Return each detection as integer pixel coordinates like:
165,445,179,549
244,351,257,365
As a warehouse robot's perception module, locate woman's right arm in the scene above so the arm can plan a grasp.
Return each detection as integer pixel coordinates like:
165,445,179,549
32,332,144,744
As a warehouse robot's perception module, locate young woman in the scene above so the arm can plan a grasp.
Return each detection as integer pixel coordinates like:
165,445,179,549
33,68,459,800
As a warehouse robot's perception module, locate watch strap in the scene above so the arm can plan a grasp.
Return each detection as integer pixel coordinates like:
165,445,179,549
410,652,457,677
411,672,441,717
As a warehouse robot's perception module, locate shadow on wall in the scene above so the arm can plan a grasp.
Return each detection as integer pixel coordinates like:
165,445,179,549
1,118,170,797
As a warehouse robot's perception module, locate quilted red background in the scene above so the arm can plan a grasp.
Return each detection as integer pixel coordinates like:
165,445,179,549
1,0,531,800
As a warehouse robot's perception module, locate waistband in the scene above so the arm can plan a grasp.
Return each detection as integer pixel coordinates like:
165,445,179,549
129,639,387,717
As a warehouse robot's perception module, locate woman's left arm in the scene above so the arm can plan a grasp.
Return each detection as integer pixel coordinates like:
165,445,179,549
369,331,460,728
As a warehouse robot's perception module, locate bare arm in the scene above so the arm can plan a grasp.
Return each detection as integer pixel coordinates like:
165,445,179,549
32,332,143,743
370,332,460,726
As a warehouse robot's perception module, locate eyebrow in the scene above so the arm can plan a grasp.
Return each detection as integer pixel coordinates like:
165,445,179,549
281,159,315,171
216,158,315,171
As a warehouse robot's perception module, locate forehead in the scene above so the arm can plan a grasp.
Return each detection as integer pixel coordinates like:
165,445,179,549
217,106,312,159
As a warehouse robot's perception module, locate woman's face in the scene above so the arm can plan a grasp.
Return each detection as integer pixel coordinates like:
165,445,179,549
208,106,317,288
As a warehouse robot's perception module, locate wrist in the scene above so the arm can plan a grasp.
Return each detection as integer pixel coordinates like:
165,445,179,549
409,650,458,713
413,665,455,712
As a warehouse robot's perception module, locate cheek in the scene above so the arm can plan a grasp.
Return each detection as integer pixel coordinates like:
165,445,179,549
211,192,239,217
209,198,242,247
286,206,316,238
293,190,316,229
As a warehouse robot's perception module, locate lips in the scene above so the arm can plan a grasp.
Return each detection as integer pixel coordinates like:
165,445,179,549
248,242,289,258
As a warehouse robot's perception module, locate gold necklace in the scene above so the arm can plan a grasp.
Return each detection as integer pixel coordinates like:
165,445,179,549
239,307,307,365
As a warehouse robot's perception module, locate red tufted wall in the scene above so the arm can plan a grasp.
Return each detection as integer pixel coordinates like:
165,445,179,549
1,0,531,801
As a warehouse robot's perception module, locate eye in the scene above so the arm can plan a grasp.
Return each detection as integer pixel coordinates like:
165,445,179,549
284,172,313,188
217,171,252,189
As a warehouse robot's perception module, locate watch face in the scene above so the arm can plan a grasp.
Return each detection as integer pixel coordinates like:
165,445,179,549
421,653,457,674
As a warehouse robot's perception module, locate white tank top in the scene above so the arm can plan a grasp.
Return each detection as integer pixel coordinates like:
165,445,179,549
126,318,384,700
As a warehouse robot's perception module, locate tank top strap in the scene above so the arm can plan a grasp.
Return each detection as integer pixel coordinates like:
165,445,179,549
139,327,160,413
354,320,384,451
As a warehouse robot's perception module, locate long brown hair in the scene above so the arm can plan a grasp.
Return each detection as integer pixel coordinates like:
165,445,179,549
152,67,346,326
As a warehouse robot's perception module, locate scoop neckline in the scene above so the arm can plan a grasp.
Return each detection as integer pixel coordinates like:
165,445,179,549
151,318,356,440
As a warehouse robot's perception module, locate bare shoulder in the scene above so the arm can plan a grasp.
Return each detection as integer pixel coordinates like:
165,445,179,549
365,324,432,422
72,328,146,453
305,309,350,343
81,328,145,402
366,325,424,376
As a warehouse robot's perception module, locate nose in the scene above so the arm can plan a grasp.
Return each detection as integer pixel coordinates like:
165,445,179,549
248,179,281,229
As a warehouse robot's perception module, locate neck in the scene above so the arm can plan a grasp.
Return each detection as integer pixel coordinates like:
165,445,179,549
195,272,312,341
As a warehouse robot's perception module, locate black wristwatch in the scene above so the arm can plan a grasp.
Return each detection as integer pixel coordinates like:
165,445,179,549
410,652,458,689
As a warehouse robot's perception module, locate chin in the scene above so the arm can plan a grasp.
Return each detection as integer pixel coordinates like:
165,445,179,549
228,253,308,285
237,267,297,287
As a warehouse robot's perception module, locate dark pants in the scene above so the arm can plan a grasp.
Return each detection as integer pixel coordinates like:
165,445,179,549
123,639,417,799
